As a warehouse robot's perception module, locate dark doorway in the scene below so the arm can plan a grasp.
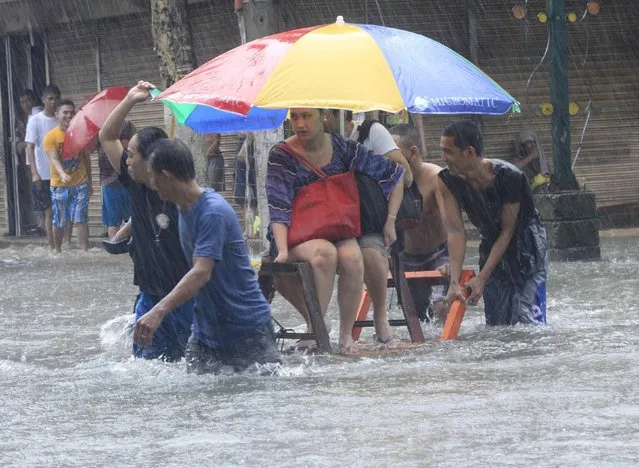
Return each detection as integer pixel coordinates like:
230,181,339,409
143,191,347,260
1,33,47,236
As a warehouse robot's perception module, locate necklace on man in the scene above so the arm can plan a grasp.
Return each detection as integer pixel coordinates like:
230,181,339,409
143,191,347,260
145,191,168,246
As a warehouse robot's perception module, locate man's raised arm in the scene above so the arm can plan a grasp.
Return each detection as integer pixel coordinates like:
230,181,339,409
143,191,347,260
99,81,154,174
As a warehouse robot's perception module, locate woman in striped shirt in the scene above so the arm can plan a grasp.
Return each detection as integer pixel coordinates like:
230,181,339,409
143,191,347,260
266,108,405,354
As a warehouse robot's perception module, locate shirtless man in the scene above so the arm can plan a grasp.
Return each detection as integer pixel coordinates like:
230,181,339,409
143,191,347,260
389,124,450,322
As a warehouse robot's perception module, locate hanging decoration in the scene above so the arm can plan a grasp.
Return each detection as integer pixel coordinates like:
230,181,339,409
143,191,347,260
540,103,554,116
512,4,527,20
569,102,581,116
587,1,600,15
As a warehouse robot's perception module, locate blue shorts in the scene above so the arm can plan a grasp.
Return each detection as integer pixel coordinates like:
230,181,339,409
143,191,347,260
133,292,195,361
51,182,90,228
102,185,132,228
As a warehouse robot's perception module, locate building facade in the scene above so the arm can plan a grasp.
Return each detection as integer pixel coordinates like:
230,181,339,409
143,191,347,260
1,0,638,234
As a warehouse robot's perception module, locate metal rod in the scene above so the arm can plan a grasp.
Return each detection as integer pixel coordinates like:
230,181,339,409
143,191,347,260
354,320,409,328
26,38,33,89
95,36,101,91
44,31,50,84
548,0,578,190
5,36,21,236
275,332,317,341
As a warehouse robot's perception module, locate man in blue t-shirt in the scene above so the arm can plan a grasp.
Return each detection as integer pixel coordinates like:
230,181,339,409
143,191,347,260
436,120,548,326
134,138,279,374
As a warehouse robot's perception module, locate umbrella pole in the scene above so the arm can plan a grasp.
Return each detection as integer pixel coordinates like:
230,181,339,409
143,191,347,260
339,110,345,135
169,114,176,139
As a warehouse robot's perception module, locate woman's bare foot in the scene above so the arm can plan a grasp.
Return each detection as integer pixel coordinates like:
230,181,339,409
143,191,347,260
372,334,401,350
373,321,394,344
338,335,358,355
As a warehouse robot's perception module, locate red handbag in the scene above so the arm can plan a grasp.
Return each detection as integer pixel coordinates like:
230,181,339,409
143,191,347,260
276,143,361,248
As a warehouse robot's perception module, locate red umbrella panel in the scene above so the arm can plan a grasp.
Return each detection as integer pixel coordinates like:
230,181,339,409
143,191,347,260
63,86,129,158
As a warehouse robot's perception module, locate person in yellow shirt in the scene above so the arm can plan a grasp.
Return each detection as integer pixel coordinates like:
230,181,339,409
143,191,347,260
43,99,92,252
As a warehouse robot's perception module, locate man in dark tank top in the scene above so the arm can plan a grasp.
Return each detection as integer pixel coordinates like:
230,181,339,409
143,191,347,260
436,120,548,326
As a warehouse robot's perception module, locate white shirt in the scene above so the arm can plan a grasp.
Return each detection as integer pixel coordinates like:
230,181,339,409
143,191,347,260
347,121,399,155
25,111,58,180
29,106,43,120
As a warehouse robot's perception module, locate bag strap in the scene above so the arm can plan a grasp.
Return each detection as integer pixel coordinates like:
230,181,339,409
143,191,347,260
275,142,328,179
356,119,379,144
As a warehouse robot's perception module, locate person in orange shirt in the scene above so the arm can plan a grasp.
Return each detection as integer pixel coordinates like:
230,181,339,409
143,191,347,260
43,99,92,252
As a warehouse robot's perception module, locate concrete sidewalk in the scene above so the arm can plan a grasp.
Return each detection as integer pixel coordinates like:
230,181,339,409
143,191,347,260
2,227,638,252
0,232,267,255
0,233,110,250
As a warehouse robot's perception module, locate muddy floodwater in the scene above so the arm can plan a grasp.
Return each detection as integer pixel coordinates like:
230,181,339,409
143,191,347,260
1,234,638,467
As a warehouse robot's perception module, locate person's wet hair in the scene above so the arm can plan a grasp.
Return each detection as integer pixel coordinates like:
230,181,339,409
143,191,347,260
389,123,423,154
55,99,75,111
328,109,353,121
150,138,196,182
442,120,484,156
42,84,61,98
21,89,38,103
119,120,137,141
136,127,168,160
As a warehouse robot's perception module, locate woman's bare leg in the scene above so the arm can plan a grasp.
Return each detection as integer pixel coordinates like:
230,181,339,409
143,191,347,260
335,239,364,353
276,239,337,348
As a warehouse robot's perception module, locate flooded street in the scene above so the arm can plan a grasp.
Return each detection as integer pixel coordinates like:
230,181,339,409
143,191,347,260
0,0,637,465
1,234,639,467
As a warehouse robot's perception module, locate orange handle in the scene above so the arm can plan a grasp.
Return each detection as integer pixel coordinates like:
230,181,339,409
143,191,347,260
352,290,373,341
441,269,475,340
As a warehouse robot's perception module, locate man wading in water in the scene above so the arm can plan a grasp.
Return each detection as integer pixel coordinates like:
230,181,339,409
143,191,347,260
437,120,548,326
136,138,279,374
99,82,194,361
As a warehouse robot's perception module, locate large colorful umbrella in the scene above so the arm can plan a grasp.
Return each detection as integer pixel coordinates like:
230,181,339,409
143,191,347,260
63,86,129,157
152,88,287,133
157,17,519,132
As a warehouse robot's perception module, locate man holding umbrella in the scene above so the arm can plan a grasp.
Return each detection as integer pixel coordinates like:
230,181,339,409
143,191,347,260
99,82,194,362
43,99,92,252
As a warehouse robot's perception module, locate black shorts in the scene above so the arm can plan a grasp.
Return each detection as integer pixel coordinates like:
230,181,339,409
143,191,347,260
31,179,52,212
185,322,280,375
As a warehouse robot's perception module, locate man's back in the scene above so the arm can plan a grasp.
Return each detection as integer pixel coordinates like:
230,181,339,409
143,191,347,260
404,162,447,255
179,189,270,349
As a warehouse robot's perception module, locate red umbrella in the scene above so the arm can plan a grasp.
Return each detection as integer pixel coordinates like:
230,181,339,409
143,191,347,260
63,86,129,158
